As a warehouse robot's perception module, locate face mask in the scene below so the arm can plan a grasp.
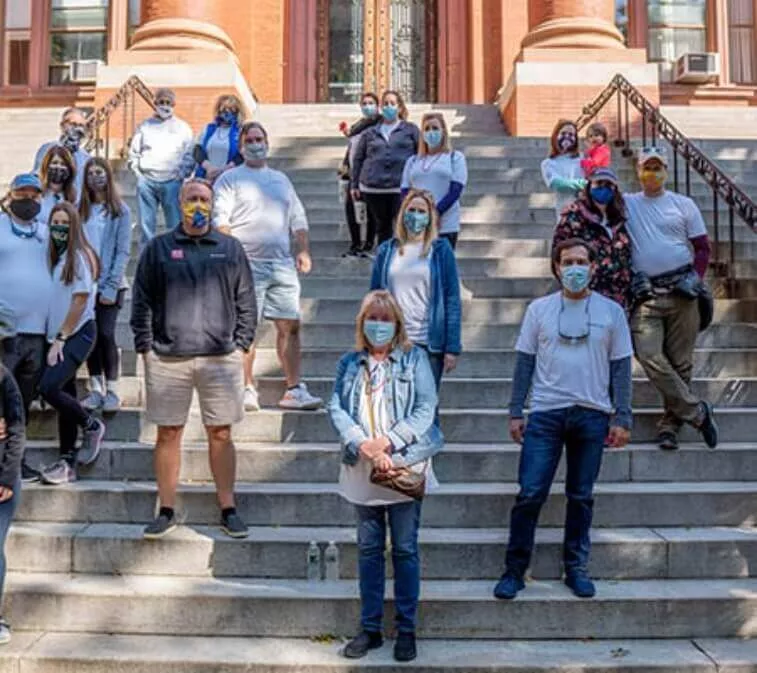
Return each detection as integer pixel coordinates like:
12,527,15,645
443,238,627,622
640,168,667,191
243,142,267,161
50,225,69,255
590,186,614,205
47,166,69,185
87,173,108,191
156,105,173,120
363,320,396,348
218,110,236,126
182,202,211,229
558,132,576,153
424,129,443,149
9,198,41,222
62,125,85,150
361,104,377,118
382,105,399,122
561,265,592,294
404,210,430,235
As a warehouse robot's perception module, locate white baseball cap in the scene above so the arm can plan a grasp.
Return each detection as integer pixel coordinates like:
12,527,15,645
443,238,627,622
637,146,668,168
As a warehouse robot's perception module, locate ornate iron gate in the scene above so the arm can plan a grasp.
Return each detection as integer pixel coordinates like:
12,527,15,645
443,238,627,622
389,0,437,102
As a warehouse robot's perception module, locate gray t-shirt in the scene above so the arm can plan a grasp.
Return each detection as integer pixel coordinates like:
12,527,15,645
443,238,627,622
516,291,633,414
47,250,96,342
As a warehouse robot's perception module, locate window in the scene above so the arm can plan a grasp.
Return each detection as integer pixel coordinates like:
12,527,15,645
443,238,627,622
615,0,629,44
729,0,756,83
647,0,707,82
48,0,108,85
4,0,31,86
128,0,140,44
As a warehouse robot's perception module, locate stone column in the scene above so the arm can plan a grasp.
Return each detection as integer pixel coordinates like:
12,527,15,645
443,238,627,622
522,0,625,50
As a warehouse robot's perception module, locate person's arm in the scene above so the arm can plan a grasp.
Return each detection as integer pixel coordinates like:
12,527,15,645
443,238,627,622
437,182,464,215
440,241,462,355
370,243,387,290
400,155,413,194
48,255,93,365
288,182,312,273
0,370,24,490
691,235,710,278
542,158,586,193
178,123,197,179
232,241,257,351
553,210,577,248
193,143,208,166
99,205,132,303
509,352,536,419
610,356,633,430
437,151,468,215
509,303,539,442
595,144,611,169
130,243,156,353
350,132,369,192
127,125,143,176
212,170,234,232
327,355,370,461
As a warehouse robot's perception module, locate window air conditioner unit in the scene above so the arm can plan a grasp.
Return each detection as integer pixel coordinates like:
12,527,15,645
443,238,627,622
69,60,101,83
674,53,719,84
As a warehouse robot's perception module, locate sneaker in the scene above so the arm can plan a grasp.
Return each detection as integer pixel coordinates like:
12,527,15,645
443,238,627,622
244,385,260,412
102,390,121,413
81,391,104,411
278,383,322,411
394,632,417,662
342,247,361,258
493,570,525,600
696,401,719,449
0,618,11,645
77,418,105,466
29,398,44,412
143,512,177,540
21,461,40,484
657,431,679,451
40,458,77,485
221,511,249,539
343,631,383,659
565,572,596,598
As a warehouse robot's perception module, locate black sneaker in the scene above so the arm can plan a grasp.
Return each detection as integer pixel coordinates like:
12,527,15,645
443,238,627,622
493,570,525,600
21,461,40,484
657,431,679,451
696,401,719,449
565,571,596,598
143,512,177,540
341,247,361,258
221,511,248,539
343,631,383,659
394,632,417,662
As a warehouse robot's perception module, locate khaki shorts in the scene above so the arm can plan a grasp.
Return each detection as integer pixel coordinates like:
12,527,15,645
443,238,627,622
144,351,244,427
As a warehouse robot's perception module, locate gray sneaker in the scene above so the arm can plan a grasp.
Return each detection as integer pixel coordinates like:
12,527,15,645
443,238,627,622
0,618,11,645
102,390,121,413
77,418,105,466
143,513,177,540
81,391,104,411
40,459,77,485
221,512,249,539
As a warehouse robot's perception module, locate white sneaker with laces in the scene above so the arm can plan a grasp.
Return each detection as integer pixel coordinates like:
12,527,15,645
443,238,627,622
278,383,322,410
243,386,260,411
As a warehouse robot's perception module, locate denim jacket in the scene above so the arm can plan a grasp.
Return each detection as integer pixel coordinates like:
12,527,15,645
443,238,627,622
88,203,132,303
351,121,420,191
327,345,444,467
371,238,462,355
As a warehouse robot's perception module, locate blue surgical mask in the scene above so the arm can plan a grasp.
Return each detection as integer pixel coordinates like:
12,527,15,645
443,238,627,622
590,186,614,205
218,110,236,126
424,129,443,149
404,210,430,235
361,104,377,118
561,265,592,294
243,142,267,161
382,105,399,122
363,320,396,348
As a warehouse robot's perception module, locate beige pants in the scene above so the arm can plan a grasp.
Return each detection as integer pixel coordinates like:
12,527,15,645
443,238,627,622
631,294,702,434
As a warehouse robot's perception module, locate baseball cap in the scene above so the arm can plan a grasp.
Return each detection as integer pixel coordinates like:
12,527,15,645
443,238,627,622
637,146,668,168
10,173,42,192
589,167,619,186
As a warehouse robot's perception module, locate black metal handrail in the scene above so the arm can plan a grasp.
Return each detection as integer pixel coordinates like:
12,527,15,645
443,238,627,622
576,73,757,290
84,75,155,159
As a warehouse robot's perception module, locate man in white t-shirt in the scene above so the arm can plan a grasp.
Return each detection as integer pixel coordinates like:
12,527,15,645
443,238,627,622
625,146,718,452
493,238,633,601
213,121,322,412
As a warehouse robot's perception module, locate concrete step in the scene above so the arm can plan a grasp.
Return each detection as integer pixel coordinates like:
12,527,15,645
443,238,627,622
26,441,757,484
5,573,757,639
14,480,757,528
9,522,757,580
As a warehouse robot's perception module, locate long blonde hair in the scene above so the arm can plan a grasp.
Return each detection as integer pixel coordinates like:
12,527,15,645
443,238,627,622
417,112,451,156
394,189,439,258
354,290,410,353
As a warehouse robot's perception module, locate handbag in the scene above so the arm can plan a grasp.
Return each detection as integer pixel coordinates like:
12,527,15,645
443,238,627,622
364,366,426,501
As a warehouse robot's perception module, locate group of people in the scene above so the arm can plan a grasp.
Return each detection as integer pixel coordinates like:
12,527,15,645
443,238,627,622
0,88,721,660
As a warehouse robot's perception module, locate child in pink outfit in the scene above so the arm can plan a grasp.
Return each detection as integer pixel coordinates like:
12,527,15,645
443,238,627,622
581,122,611,177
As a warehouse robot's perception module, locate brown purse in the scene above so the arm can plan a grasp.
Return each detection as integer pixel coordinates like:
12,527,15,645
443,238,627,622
364,367,426,501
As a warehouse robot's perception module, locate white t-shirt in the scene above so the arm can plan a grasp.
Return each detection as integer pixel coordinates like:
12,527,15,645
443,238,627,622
624,191,707,277
388,242,432,344
212,164,308,261
39,190,69,228
380,121,400,142
515,291,633,414
0,213,51,335
47,250,96,342
541,155,584,221
401,151,468,234
82,203,108,258
197,125,233,169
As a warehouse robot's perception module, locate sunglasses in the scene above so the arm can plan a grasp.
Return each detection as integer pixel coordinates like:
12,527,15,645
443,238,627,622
558,295,591,344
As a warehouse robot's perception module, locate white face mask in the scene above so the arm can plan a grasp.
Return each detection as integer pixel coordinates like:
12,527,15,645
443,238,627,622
156,105,173,120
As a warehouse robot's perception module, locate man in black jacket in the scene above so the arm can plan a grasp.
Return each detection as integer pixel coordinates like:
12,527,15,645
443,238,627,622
131,178,257,540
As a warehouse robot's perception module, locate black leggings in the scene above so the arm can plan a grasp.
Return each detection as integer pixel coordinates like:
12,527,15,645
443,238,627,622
87,290,125,381
363,192,402,247
345,193,367,250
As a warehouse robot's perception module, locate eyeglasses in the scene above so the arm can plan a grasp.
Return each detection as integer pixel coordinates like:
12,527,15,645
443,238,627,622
155,99,173,107
558,295,591,344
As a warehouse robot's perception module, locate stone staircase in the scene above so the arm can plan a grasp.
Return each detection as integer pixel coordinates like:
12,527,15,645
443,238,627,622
3,106,757,670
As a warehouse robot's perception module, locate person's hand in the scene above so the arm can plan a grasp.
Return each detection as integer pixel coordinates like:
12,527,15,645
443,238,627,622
372,453,393,473
359,439,383,461
296,251,312,274
218,225,232,236
351,189,361,201
0,418,6,441
444,354,458,373
510,418,525,444
47,340,64,368
607,426,630,449
0,486,13,503
99,295,116,306
206,165,221,181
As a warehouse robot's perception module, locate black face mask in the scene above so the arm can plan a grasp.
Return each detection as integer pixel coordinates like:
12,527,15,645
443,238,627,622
48,166,69,185
9,198,41,222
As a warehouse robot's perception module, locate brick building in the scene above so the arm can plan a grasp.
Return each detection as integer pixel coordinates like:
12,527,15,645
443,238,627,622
0,0,754,135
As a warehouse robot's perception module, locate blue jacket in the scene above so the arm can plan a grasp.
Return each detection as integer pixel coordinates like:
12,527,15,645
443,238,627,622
351,121,419,190
328,345,444,467
371,238,462,355
194,122,240,178
90,203,132,303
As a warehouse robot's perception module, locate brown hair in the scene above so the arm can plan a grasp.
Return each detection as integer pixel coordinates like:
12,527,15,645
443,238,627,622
79,157,124,222
361,91,379,107
551,237,595,279
394,189,439,257
239,121,269,146
381,89,409,122
41,145,77,203
417,112,451,157
354,290,411,353
549,119,579,158
587,122,608,143
48,202,100,285
213,94,245,124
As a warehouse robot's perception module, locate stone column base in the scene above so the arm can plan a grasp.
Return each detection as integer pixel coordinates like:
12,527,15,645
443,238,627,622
497,48,659,137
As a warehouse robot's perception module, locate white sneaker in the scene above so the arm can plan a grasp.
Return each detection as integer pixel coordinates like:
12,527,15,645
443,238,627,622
81,391,104,411
0,618,11,644
278,383,322,410
244,386,260,411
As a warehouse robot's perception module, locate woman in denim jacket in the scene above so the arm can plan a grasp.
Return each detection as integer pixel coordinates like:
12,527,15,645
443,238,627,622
370,190,462,390
328,290,443,663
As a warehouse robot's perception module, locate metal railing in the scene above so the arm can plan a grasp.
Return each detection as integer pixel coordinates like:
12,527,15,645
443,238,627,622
84,75,155,159
576,73,757,291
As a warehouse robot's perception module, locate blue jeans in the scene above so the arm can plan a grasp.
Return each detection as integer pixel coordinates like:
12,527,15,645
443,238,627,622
505,406,609,576
0,479,20,602
355,501,421,634
137,176,182,248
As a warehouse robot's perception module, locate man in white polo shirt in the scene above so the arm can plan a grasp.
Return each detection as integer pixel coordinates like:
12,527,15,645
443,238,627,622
625,146,718,452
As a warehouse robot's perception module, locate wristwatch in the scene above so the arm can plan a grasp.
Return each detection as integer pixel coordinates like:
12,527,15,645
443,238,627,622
55,332,68,343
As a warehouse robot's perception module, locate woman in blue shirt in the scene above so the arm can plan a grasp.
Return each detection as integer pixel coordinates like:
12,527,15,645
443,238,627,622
193,94,245,182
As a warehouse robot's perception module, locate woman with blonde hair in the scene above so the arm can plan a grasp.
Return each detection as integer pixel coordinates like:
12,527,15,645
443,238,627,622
541,118,586,222
370,190,461,390
400,112,468,249
328,289,443,663
39,145,78,224
193,94,245,181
